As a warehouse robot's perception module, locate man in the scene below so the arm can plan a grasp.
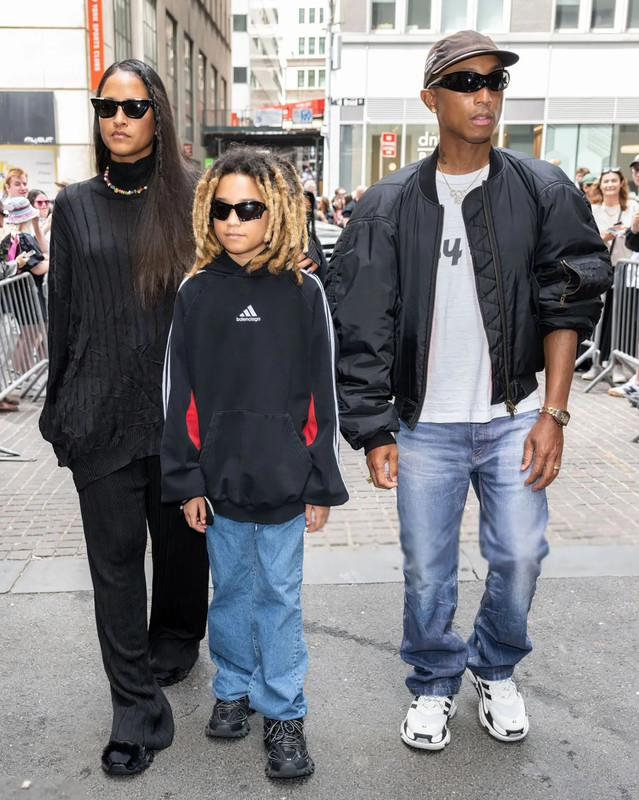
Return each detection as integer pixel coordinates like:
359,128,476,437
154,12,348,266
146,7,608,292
629,154,639,196
3,167,29,198
580,172,598,203
327,30,610,750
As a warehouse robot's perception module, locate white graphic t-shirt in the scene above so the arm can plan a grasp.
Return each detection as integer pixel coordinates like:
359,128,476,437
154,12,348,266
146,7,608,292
418,167,540,423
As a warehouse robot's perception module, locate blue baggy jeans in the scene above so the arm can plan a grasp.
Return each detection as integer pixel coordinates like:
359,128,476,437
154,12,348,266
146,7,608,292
396,410,549,697
205,513,307,720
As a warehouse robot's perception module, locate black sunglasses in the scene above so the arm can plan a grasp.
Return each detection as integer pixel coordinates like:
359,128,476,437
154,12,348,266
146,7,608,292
428,69,510,93
210,199,267,222
91,97,152,119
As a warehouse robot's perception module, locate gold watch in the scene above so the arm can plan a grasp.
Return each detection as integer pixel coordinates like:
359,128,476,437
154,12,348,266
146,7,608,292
539,406,570,426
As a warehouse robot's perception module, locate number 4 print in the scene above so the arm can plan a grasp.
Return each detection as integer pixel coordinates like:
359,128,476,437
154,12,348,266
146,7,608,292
442,238,462,266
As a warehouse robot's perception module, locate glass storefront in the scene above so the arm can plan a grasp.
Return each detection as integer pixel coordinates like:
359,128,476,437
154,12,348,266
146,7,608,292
366,123,403,185
339,124,363,193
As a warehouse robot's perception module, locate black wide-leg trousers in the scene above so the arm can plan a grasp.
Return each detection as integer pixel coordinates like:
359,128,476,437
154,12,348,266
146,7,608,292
77,456,209,747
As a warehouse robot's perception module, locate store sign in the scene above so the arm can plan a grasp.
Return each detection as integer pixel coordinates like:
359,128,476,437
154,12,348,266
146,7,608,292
332,97,365,107
87,0,104,92
381,131,397,158
254,108,283,127
0,92,56,145
292,108,313,125
417,131,439,159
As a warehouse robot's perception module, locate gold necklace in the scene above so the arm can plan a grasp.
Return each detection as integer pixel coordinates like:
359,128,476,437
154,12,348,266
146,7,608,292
603,203,620,217
437,161,489,204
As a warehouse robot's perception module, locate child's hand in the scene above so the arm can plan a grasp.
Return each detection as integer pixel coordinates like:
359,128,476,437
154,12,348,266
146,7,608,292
183,497,208,533
305,504,329,532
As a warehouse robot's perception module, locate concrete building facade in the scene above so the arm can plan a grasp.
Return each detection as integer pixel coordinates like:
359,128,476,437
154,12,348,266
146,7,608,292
326,0,639,194
0,0,231,196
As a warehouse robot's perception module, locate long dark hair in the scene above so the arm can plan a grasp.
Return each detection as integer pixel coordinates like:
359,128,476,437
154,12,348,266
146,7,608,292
93,59,198,306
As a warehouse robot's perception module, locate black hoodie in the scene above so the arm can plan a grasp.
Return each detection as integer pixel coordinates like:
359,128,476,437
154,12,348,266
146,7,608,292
161,251,349,524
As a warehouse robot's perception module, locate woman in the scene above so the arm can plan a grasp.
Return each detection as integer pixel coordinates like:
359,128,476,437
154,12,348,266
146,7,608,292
39,59,209,776
28,188,52,243
316,195,334,225
584,168,639,383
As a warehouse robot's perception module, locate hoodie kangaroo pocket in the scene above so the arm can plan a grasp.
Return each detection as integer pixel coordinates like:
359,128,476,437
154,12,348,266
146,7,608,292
199,410,312,509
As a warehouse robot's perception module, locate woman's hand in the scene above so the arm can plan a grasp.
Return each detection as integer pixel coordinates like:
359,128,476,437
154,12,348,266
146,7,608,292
15,252,30,270
183,497,208,532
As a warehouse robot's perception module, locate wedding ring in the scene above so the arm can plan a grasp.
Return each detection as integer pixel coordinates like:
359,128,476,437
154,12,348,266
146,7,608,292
366,475,373,484
553,466,561,471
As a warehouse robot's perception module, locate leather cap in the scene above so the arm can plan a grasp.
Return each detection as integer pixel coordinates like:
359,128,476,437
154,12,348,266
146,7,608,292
423,30,519,89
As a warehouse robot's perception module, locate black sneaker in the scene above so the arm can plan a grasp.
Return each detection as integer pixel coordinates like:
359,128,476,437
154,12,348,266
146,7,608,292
263,718,314,779
205,696,253,738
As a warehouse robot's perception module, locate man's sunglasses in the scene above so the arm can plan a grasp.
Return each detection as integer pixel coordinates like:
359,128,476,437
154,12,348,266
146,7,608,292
34,199,50,207
91,97,152,119
210,199,267,222
428,69,510,93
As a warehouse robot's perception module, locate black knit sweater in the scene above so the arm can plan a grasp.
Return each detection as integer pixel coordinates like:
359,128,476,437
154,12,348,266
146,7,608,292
39,154,177,489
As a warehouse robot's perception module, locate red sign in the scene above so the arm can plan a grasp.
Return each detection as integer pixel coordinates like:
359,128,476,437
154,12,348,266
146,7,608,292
381,131,396,158
87,0,104,91
259,98,326,120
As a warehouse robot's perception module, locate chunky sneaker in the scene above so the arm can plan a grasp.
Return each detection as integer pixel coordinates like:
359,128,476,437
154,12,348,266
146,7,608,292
466,670,529,742
608,376,639,397
205,696,253,738
263,718,314,778
400,695,457,751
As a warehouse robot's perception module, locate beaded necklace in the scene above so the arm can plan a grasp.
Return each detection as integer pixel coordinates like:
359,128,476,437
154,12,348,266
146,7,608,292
103,166,148,196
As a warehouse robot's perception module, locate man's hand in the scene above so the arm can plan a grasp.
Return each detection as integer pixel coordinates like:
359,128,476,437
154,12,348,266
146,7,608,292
305,504,329,532
297,251,319,273
521,414,564,491
183,497,208,532
366,444,398,489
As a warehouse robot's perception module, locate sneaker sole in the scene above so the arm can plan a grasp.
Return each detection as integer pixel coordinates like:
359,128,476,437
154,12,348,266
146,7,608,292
399,703,457,751
205,720,251,739
265,758,315,779
467,670,529,743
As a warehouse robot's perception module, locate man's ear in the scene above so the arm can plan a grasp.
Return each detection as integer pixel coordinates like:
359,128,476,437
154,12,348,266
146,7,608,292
420,89,437,114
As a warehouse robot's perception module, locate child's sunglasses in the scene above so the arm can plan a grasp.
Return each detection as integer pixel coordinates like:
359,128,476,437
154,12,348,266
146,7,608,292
90,97,152,119
427,68,510,93
210,199,267,222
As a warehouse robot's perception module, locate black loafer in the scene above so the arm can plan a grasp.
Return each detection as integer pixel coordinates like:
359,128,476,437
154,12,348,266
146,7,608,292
101,740,154,776
153,666,190,687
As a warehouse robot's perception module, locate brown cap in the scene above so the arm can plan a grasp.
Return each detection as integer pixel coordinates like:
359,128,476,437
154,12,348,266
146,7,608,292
423,30,519,89
630,154,639,168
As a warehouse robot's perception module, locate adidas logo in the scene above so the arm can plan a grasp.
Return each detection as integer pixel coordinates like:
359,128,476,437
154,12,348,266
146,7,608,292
236,304,261,322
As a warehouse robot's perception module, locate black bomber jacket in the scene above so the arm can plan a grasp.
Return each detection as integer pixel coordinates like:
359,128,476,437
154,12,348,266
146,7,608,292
326,146,612,452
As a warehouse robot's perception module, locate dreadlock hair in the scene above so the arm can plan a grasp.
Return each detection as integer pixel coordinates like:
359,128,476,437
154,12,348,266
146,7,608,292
191,145,308,282
93,59,198,307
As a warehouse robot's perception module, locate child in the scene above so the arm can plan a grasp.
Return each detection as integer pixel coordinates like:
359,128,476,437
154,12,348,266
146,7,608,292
161,146,349,779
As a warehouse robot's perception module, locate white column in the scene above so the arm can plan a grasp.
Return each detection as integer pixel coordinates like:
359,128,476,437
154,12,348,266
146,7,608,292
131,0,145,60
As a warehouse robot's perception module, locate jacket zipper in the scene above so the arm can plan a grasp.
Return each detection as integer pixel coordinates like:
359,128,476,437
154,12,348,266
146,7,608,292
559,259,574,307
481,183,516,418
415,204,444,424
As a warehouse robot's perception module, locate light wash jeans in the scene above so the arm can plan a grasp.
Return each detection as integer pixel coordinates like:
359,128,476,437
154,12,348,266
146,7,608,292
205,513,307,720
396,411,549,697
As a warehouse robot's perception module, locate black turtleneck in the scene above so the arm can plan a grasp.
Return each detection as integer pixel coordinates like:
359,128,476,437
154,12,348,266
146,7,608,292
39,152,177,489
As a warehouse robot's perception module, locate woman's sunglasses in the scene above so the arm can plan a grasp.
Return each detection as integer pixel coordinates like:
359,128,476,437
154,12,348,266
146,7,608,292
427,69,510,93
210,199,267,222
91,97,152,119
601,167,622,175
34,199,50,207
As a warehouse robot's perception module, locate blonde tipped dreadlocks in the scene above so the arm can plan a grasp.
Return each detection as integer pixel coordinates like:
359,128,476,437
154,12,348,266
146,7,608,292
191,146,308,282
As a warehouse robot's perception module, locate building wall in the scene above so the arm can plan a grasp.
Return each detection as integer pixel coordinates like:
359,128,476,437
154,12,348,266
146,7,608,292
0,0,231,195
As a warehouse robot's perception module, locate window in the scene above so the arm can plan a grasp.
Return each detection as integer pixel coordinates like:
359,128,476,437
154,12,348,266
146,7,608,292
319,69,325,88
299,37,305,54
591,0,615,27
319,37,326,54
298,69,305,88
141,0,157,69
477,0,504,29
220,77,227,125
309,8,316,22
299,7,305,23
165,13,177,119
308,70,316,88
407,0,431,28
233,14,247,31
184,35,193,141
210,64,218,125
309,37,316,54
113,0,132,61
198,52,206,126
555,0,580,29
442,0,467,30
628,0,639,26
372,0,396,29
233,66,248,83
319,7,324,22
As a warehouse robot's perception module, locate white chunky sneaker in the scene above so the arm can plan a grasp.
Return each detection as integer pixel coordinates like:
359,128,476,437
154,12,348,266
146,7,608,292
466,670,529,742
400,695,457,751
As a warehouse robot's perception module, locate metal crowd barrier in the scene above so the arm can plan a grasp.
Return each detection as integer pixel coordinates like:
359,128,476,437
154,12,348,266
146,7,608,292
0,272,49,461
584,260,638,395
